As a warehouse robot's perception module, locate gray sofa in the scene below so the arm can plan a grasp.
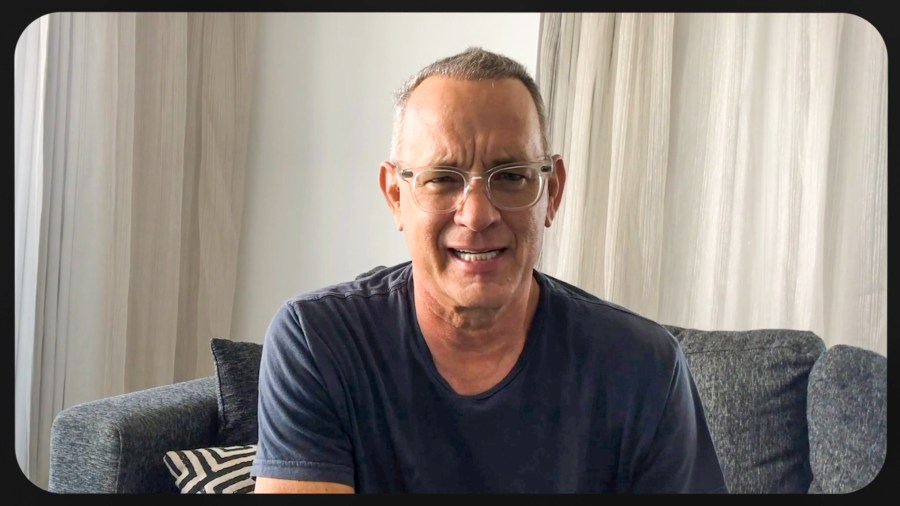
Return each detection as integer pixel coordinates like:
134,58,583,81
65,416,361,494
48,323,886,494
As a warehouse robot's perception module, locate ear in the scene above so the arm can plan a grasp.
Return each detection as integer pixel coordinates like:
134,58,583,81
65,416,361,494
544,155,567,228
379,161,404,231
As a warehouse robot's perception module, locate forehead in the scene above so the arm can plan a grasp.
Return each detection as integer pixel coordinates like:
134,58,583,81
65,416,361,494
398,77,542,163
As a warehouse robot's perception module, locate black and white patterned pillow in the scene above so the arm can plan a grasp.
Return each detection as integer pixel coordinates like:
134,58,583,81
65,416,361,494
163,444,257,494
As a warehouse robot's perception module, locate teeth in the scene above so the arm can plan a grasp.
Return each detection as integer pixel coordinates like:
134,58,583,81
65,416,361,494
452,249,501,261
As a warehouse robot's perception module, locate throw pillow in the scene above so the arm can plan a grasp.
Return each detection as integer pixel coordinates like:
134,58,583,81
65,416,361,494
210,338,263,446
163,444,256,494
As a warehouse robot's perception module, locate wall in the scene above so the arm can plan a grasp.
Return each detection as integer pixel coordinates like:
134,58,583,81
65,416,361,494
230,13,541,343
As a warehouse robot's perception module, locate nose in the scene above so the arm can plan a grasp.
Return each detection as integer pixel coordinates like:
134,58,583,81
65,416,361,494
454,177,500,231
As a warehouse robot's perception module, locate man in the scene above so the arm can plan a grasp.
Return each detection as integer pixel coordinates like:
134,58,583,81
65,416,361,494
251,47,727,493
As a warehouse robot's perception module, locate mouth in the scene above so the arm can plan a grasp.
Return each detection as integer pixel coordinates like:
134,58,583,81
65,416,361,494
449,248,506,262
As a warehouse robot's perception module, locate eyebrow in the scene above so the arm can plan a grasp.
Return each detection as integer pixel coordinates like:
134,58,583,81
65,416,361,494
488,157,521,167
428,157,532,170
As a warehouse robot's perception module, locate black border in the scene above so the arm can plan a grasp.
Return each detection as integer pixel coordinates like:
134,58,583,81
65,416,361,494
6,1,894,503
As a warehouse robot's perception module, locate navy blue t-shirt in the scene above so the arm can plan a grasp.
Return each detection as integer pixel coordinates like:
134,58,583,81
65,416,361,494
251,262,727,493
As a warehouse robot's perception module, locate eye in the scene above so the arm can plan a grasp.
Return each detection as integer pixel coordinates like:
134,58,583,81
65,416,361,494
416,170,465,191
494,171,527,182
424,175,457,185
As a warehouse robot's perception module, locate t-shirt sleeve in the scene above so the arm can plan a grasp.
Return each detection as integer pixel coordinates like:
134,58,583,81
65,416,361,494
630,345,728,493
250,302,355,488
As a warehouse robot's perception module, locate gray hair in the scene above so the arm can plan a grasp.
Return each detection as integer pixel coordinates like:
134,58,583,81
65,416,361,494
389,47,549,160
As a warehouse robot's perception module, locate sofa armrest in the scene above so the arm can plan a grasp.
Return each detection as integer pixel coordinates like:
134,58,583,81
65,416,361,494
807,345,887,493
49,376,219,493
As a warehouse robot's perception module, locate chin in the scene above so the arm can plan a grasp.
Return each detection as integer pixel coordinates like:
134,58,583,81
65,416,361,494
448,282,512,309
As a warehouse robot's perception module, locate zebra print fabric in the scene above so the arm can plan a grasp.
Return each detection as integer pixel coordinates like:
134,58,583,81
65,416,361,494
163,444,256,493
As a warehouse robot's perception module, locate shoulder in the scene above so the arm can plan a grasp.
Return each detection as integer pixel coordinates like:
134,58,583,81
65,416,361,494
265,262,411,347
535,270,681,362
261,263,414,382
273,262,411,325
287,262,410,306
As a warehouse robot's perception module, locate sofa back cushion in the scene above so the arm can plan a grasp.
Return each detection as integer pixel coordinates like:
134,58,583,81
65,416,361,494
806,344,887,493
665,326,825,493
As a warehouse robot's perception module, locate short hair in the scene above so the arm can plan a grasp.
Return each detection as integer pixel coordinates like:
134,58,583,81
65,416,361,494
390,47,549,159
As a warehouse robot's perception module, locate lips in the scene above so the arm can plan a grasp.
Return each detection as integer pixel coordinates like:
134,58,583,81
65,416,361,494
449,248,505,261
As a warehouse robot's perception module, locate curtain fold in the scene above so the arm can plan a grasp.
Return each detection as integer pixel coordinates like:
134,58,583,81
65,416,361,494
536,13,886,355
14,12,258,488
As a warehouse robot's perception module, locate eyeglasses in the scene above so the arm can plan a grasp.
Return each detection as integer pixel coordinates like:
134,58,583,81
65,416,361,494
395,159,553,213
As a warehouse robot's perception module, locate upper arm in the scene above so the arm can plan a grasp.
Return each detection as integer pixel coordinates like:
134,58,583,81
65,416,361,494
254,477,354,494
253,303,356,487
631,345,727,493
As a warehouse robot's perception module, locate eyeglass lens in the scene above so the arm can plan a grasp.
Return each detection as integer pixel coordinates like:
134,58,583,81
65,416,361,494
413,166,544,212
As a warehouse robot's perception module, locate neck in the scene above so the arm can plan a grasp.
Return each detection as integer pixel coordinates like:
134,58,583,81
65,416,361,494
413,273,540,395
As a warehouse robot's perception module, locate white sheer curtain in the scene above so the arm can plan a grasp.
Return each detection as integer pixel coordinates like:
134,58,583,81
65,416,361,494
536,13,887,355
14,12,258,488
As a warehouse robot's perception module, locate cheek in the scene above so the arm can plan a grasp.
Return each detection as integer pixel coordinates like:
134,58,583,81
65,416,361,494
401,204,447,250
512,208,546,251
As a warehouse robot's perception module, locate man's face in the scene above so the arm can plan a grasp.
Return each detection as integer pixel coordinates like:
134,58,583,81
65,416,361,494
380,76,565,312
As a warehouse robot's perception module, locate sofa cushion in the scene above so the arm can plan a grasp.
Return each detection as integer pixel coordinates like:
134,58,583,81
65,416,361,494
665,326,825,493
163,444,256,493
211,338,263,446
806,344,887,493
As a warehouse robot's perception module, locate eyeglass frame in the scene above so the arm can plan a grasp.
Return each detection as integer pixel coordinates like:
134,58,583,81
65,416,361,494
391,158,555,214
